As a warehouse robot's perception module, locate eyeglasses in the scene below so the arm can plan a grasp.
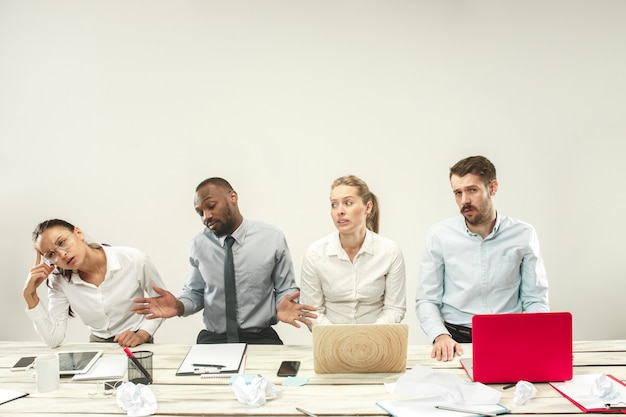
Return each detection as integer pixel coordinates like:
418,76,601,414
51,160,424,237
42,234,73,263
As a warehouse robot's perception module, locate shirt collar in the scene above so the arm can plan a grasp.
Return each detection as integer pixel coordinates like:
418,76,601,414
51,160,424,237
463,211,501,238
69,245,117,283
327,229,375,259
492,212,502,234
215,218,247,247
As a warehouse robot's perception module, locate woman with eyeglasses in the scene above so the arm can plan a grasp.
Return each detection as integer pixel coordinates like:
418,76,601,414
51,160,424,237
23,219,166,348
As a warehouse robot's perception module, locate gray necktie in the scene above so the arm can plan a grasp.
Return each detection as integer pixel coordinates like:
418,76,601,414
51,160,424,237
224,236,239,342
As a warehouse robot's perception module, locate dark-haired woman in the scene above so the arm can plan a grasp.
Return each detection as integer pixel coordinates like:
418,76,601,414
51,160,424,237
23,219,166,348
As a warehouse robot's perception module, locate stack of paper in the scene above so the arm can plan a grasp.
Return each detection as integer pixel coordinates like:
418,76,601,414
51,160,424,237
72,355,127,381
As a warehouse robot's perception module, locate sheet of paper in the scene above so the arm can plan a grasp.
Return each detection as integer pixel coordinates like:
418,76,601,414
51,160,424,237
376,398,509,417
0,387,28,405
176,343,247,375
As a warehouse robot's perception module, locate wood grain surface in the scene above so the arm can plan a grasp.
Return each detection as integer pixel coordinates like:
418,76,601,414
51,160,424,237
312,323,409,373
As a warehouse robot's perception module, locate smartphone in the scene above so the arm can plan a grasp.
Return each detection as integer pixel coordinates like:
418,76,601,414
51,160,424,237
277,360,300,377
11,356,36,372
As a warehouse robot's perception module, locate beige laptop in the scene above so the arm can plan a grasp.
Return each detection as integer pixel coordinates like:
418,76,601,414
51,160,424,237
312,323,408,374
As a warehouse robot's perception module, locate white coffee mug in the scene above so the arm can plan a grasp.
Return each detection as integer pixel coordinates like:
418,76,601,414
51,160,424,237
26,354,60,393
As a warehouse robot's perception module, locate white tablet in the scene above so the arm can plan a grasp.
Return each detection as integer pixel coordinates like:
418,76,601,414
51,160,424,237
57,350,104,375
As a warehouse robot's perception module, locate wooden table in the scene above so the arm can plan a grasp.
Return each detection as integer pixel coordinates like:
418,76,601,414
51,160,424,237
1,340,625,416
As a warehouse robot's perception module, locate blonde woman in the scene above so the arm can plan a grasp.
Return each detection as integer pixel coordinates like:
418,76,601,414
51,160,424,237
300,175,406,326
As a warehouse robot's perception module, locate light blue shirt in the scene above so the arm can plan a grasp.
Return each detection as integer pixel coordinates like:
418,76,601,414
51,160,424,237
178,219,299,334
415,213,549,342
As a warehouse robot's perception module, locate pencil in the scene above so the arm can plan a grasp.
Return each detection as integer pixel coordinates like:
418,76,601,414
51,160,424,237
296,407,319,417
435,405,499,416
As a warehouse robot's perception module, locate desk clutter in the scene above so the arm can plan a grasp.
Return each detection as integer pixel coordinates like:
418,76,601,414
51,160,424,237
377,365,510,417
2,340,626,416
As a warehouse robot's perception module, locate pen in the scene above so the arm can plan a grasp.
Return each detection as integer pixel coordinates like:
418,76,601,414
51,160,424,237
192,363,225,368
296,407,319,417
123,347,153,384
435,405,499,416
193,368,224,374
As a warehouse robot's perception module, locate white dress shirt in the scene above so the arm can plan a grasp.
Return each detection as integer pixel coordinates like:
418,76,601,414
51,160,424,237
300,230,406,326
25,245,165,348
415,213,549,342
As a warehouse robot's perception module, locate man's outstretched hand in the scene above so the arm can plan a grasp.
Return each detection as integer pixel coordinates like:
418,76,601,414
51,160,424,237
277,291,317,328
131,286,181,319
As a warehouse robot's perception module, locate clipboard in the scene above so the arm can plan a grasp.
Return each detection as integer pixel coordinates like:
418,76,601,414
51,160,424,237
550,374,626,413
176,343,247,376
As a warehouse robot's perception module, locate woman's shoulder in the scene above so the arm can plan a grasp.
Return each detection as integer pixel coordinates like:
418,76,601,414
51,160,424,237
368,231,402,253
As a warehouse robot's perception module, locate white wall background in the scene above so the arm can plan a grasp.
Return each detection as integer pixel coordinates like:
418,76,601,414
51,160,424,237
1,0,625,346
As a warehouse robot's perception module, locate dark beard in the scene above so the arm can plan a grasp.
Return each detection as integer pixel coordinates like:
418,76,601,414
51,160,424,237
209,206,235,237
464,210,487,226
462,200,492,226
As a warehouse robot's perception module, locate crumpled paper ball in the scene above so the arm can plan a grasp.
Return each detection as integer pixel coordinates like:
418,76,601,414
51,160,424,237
513,380,538,405
116,381,157,416
232,375,282,407
591,374,620,401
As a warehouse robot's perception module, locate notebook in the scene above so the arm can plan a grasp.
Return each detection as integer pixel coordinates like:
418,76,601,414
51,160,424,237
460,312,573,383
312,323,408,374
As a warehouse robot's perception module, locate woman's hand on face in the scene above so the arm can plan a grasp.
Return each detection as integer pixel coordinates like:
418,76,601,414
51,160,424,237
23,252,55,308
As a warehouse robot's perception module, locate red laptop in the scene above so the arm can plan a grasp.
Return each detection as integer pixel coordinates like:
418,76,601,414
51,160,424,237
460,312,573,383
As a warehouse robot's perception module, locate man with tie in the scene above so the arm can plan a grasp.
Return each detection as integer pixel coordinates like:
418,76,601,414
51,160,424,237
132,177,317,344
